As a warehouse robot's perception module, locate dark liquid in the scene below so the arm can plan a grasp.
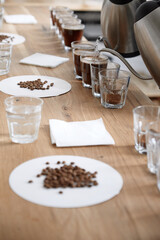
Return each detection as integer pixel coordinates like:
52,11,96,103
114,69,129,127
81,57,108,86
62,27,83,47
74,52,82,77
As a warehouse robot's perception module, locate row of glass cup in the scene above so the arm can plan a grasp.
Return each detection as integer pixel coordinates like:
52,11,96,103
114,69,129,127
71,40,130,109
133,105,160,191
49,6,85,51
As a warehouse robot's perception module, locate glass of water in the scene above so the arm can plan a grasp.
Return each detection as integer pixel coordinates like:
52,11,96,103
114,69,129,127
0,42,12,75
133,105,160,154
4,96,43,144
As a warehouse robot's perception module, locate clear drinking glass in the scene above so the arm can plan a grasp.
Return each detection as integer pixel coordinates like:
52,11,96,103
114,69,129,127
146,120,160,174
0,42,12,75
4,96,43,144
133,105,160,154
91,61,120,98
99,69,130,108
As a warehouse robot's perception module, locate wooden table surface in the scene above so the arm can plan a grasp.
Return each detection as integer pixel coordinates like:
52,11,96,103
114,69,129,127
1,1,160,240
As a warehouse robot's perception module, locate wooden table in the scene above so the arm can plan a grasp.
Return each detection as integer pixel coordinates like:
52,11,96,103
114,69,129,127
1,1,160,240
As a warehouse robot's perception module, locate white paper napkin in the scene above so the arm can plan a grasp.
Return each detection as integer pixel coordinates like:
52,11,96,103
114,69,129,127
49,118,115,147
20,53,69,68
4,14,37,24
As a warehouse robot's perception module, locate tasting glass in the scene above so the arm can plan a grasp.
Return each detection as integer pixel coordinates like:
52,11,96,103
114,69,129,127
146,120,160,174
62,23,85,51
59,17,81,41
81,53,108,88
0,42,12,75
72,43,96,79
55,10,74,36
91,61,120,98
133,105,160,154
99,69,130,109
4,96,43,144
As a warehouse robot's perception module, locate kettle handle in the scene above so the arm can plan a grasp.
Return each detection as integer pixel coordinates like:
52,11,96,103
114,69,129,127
99,48,152,80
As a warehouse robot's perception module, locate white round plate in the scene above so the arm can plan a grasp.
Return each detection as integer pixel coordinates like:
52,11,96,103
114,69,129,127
9,155,123,208
0,32,25,45
0,75,71,97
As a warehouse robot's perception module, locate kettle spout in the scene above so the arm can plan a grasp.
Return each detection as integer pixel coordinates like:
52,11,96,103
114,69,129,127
99,48,152,81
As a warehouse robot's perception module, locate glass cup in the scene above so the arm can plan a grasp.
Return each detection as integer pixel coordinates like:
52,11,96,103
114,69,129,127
55,10,74,36
133,105,160,154
99,69,130,109
91,61,120,98
62,23,85,51
4,96,43,144
0,42,12,75
71,41,96,79
146,120,160,174
59,17,81,40
81,53,108,88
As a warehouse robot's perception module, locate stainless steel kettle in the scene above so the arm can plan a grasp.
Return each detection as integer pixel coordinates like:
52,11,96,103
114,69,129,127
101,0,146,58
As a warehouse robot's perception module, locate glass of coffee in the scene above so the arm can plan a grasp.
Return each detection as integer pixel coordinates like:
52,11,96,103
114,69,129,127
59,17,81,41
71,41,96,79
62,23,85,51
91,61,120,98
81,53,108,88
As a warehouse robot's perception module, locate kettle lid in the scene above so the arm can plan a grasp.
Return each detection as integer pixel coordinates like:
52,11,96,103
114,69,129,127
135,1,159,22
110,0,133,4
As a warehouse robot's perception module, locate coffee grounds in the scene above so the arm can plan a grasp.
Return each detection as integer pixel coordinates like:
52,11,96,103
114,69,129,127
36,161,98,190
0,35,14,42
17,78,54,91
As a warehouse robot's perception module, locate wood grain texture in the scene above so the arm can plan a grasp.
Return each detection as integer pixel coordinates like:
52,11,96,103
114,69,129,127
0,2,159,240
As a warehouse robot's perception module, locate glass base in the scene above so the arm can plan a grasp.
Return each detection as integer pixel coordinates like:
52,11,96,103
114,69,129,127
11,135,38,144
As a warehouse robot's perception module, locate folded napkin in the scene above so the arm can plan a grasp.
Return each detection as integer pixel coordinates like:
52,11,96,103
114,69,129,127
49,118,115,147
4,14,37,24
20,53,69,68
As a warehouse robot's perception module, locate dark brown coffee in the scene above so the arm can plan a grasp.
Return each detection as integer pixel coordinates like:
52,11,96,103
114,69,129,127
62,25,84,47
81,56,108,87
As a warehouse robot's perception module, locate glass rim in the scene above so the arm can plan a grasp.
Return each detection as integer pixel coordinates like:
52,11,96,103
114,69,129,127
133,105,160,114
4,95,44,107
62,23,85,29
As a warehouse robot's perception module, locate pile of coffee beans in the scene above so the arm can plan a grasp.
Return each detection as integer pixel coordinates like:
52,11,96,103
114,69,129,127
36,161,98,192
17,78,54,91
0,35,14,42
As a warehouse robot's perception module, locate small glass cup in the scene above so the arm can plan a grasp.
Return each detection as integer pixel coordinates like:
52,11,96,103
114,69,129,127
146,120,160,174
71,41,96,79
59,17,81,40
99,69,130,109
4,96,43,144
133,105,160,154
91,61,120,98
0,42,12,75
81,53,108,88
62,23,85,51
50,6,70,29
